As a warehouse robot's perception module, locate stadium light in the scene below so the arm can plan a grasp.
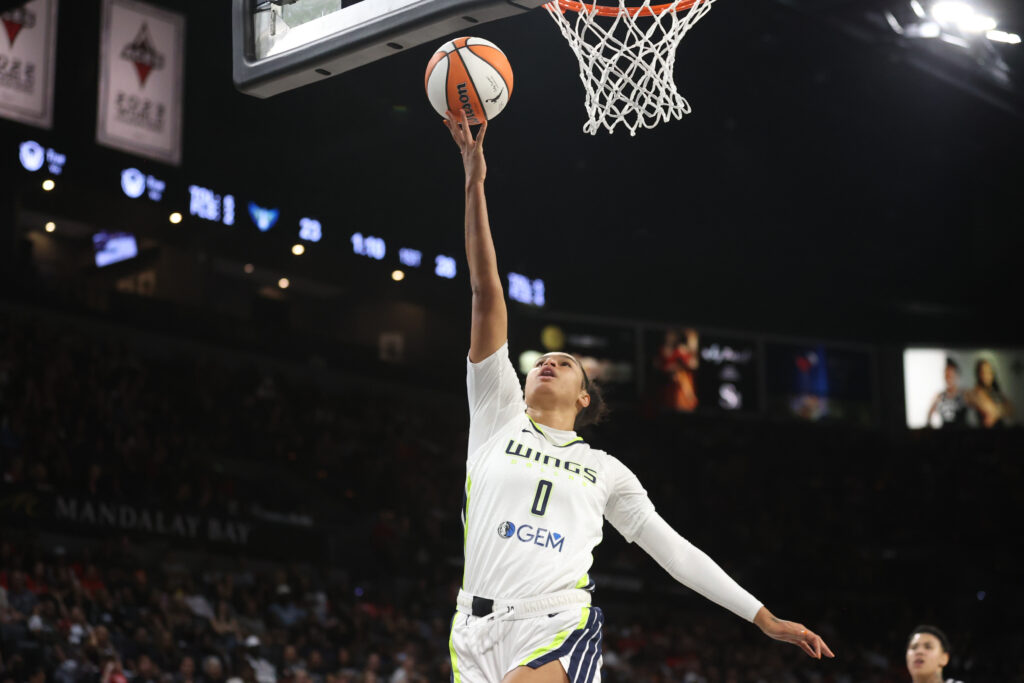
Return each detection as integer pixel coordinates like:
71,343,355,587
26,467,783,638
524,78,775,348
930,1,997,33
391,269,405,282
45,221,55,233
169,212,183,224
41,179,55,191
291,244,305,256
278,277,290,289
987,29,1021,44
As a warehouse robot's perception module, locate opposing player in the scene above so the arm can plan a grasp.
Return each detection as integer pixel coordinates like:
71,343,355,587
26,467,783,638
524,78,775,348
906,626,964,683
443,109,835,683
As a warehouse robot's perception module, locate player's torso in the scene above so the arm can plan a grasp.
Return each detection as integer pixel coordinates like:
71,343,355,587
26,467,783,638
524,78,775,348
462,416,609,599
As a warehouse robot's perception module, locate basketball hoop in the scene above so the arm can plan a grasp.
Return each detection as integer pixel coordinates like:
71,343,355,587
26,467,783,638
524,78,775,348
543,0,716,135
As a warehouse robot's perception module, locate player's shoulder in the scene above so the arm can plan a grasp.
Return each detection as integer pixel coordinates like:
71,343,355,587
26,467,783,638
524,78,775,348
583,445,634,474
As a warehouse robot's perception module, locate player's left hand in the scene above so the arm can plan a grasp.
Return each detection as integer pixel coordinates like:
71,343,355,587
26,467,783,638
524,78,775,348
753,607,835,659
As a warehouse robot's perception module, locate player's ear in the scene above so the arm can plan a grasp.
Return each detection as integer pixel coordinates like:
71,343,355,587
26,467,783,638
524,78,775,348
939,651,949,668
578,391,591,409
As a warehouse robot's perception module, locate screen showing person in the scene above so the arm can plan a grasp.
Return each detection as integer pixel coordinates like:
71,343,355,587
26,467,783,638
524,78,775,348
653,328,700,412
904,348,1021,429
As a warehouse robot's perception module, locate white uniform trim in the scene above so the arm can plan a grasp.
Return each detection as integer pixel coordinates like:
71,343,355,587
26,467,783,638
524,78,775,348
456,588,592,620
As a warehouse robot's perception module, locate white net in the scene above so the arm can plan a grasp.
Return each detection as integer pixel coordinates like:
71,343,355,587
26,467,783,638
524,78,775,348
543,0,716,135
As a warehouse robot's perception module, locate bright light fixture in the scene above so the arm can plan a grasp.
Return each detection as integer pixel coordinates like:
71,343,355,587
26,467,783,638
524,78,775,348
44,221,56,233
391,269,405,282
987,29,1021,44
910,0,926,19
278,277,290,289
960,13,996,32
931,1,972,24
930,1,998,33
291,244,305,256
169,212,183,224
41,179,55,191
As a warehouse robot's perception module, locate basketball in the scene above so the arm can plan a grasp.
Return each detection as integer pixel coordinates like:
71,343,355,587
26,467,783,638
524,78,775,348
425,37,513,125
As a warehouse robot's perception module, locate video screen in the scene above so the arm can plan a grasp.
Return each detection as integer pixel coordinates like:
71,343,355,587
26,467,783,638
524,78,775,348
646,328,759,414
93,231,139,268
765,343,874,426
904,348,1022,429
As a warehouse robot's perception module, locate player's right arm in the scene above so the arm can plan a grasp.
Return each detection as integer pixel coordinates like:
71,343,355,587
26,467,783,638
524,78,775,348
445,109,507,363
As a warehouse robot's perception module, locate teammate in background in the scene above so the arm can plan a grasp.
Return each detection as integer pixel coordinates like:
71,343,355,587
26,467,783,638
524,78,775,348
906,625,964,683
656,328,699,412
966,359,1013,428
443,109,834,683
926,358,968,428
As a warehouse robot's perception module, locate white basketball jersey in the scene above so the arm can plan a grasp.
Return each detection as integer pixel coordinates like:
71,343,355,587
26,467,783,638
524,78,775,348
461,343,655,600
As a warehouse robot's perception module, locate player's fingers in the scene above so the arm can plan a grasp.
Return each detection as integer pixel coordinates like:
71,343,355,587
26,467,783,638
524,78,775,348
798,640,817,658
444,111,461,142
476,118,488,148
820,638,835,658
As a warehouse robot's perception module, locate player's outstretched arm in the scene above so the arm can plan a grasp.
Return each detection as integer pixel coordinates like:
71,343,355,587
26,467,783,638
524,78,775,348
445,109,506,363
635,513,835,660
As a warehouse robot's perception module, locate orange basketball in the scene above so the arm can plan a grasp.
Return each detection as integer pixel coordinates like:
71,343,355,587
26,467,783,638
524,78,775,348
425,37,513,125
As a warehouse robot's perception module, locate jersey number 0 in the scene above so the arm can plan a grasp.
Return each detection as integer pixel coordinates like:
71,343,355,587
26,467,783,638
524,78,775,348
532,480,552,516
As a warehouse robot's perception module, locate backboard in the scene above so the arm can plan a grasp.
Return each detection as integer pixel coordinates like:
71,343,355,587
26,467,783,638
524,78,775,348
232,0,546,98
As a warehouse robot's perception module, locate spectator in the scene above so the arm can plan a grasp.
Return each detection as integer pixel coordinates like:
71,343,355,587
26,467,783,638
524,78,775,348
203,655,226,683
243,636,276,683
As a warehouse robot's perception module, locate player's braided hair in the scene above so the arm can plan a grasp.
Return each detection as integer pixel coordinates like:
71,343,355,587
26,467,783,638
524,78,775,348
574,361,609,430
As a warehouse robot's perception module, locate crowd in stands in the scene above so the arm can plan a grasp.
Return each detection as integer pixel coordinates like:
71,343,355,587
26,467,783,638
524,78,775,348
2,309,1022,682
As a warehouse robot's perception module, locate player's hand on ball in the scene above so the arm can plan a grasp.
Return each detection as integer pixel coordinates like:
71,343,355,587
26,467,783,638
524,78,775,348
753,607,835,659
444,109,487,187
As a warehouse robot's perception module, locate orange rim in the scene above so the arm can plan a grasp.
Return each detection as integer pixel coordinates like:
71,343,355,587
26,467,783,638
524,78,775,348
554,0,704,17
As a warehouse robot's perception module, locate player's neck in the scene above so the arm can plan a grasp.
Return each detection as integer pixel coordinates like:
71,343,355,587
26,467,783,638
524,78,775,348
526,405,576,433
911,672,944,683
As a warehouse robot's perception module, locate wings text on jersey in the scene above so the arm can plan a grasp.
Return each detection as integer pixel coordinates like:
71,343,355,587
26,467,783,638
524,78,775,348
505,439,598,483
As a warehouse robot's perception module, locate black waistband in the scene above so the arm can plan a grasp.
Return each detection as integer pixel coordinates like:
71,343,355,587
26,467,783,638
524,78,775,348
471,596,494,618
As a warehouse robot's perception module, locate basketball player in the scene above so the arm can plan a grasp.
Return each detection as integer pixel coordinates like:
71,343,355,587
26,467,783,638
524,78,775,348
906,626,964,683
442,109,835,683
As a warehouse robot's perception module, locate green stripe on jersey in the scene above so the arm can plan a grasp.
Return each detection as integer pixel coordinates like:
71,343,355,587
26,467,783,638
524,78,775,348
527,415,584,447
449,613,462,683
518,605,590,666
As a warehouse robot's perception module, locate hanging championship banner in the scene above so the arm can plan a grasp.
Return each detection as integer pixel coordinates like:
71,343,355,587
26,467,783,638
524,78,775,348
0,0,58,129
96,0,184,165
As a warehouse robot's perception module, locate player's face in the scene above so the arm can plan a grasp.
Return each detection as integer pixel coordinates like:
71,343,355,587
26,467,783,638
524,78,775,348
525,353,589,413
906,633,948,677
944,366,957,388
